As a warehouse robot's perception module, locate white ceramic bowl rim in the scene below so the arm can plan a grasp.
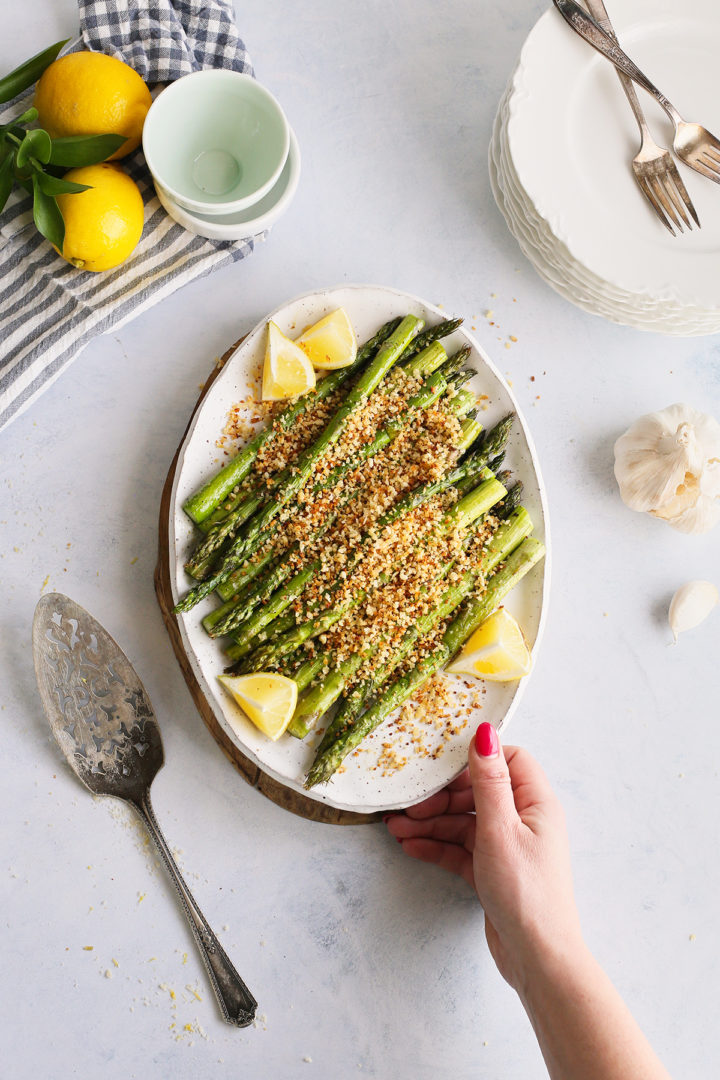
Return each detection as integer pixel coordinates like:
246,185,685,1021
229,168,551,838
142,69,290,215
154,126,301,242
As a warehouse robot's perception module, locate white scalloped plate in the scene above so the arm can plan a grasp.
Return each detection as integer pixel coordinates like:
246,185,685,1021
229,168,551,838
168,285,550,814
508,0,720,310
491,84,720,334
491,0,720,334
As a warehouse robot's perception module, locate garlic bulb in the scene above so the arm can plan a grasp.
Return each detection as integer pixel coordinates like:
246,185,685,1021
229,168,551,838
668,580,719,642
614,403,720,534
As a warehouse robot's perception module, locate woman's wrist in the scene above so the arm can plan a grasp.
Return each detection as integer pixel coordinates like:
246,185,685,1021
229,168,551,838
509,932,672,1080
500,921,592,1002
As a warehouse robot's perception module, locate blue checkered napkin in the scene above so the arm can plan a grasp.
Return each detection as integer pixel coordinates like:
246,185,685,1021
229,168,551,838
0,1,255,434
80,0,253,81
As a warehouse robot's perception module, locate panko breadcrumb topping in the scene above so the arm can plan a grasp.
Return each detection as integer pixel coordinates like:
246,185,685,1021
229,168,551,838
218,397,276,450
366,673,486,775
217,358,501,762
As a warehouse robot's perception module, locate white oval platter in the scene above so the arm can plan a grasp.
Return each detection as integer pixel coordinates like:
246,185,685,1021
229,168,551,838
168,284,550,814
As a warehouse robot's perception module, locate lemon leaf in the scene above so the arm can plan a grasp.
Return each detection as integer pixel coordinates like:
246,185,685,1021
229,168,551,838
32,174,64,251
0,152,14,214
35,172,91,196
16,127,52,168
49,133,128,167
0,39,68,105
0,106,39,130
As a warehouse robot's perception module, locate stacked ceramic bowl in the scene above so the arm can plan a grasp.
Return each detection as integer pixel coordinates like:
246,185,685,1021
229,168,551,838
143,71,300,241
490,0,720,335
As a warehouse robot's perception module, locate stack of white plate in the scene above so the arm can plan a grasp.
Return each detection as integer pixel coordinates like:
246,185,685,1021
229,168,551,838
490,0,720,335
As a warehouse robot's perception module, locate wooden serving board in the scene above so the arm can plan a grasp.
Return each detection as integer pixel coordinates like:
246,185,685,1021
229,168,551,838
154,338,380,826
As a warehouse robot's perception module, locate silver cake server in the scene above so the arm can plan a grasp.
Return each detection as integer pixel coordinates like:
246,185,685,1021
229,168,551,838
32,592,257,1028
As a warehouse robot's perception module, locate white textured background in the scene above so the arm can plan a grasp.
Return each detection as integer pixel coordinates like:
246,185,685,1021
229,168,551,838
2,2,719,1078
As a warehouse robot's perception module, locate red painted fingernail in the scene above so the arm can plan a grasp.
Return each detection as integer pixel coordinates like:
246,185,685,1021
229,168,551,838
475,722,499,758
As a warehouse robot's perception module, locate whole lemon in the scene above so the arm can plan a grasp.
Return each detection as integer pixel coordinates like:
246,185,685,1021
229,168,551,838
55,163,144,272
35,51,151,159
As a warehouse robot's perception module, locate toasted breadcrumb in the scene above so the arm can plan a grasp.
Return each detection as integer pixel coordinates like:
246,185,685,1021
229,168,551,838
210,342,503,765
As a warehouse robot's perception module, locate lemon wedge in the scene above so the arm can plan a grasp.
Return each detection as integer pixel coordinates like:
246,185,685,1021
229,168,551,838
262,321,316,401
446,608,532,681
218,672,298,740
296,308,358,370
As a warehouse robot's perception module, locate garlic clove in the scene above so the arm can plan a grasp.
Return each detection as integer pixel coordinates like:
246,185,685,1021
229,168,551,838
700,452,720,501
649,471,701,522
654,494,720,535
668,580,719,642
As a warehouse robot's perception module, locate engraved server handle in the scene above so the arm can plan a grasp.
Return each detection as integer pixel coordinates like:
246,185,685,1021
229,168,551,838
132,790,257,1027
553,0,682,123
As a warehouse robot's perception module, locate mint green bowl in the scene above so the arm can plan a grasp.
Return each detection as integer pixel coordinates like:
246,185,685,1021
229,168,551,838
142,70,289,216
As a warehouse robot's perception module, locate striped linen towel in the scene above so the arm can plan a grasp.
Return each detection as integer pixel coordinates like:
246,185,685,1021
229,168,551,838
0,0,254,434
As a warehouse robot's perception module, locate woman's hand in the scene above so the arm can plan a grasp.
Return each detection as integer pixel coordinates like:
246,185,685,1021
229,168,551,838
385,721,584,991
386,723,672,1080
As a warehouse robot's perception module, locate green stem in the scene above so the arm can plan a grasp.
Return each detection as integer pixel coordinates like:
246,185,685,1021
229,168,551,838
402,341,446,378
305,536,545,788
225,561,320,649
224,610,297,663
207,370,454,633
182,317,401,525
204,371,475,609
196,326,452,539
312,507,533,756
174,316,424,613
450,388,476,416
229,415,513,666
186,491,264,579
215,540,279,603
233,472,506,675
203,547,277,631
286,653,366,740
400,317,463,362
293,654,327,693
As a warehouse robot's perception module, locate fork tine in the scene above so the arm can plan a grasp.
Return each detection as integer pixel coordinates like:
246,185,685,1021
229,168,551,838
644,179,678,235
699,153,720,177
661,173,693,229
665,166,700,227
705,147,720,164
649,176,684,232
635,175,676,235
687,156,720,183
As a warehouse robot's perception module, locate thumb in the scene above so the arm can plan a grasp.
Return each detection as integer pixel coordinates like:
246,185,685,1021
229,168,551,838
468,722,518,831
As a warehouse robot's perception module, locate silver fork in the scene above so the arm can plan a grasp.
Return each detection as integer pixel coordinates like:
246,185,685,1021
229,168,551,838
584,0,698,235
555,0,720,187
